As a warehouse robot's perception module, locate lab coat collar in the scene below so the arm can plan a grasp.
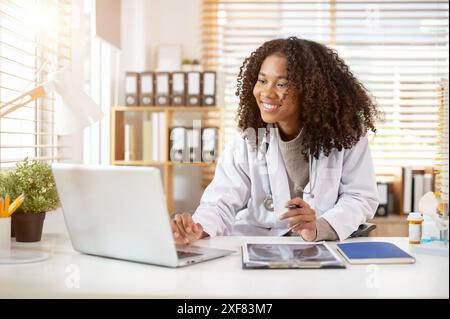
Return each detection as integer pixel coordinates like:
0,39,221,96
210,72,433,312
265,125,291,229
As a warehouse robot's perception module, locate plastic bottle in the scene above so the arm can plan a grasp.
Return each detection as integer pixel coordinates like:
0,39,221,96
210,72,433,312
407,213,423,244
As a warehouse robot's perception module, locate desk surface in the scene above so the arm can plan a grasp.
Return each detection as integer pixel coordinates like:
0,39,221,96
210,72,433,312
1,231,448,299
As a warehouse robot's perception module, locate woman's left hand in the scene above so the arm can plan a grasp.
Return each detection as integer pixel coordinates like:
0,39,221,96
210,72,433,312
280,197,317,241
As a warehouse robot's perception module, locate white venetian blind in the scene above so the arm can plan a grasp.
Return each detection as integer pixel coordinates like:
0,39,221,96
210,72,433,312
0,0,72,169
202,0,449,173
436,78,449,204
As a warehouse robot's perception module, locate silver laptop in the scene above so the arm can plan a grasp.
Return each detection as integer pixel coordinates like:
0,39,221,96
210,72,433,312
51,164,234,267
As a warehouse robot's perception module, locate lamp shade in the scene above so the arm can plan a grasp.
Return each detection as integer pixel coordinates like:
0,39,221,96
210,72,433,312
50,69,104,134
0,68,103,134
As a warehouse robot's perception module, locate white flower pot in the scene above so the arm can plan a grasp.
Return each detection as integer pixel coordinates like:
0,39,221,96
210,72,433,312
182,64,193,72
0,217,11,256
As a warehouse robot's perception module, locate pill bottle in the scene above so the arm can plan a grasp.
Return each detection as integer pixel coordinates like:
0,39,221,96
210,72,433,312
407,213,423,244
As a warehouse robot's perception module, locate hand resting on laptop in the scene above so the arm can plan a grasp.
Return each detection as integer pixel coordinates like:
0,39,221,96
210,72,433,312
171,212,208,245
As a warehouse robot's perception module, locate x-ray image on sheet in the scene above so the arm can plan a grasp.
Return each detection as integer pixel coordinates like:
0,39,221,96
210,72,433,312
242,242,346,269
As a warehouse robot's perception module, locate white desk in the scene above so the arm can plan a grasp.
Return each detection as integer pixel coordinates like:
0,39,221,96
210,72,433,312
1,230,448,299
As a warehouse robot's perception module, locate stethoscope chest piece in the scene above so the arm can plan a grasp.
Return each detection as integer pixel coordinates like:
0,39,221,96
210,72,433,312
263,194,275,212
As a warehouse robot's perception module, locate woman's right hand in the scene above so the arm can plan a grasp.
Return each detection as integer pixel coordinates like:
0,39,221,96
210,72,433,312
171,212,205,245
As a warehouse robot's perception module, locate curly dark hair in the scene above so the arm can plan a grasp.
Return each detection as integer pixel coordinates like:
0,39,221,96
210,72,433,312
236,37,379,159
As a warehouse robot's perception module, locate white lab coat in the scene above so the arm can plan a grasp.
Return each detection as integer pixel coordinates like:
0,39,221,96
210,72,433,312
193,126,379,241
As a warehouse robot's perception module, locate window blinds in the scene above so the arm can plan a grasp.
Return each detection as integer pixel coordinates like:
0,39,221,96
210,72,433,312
0,0,72,169
202,0,449,173
436,78,448,205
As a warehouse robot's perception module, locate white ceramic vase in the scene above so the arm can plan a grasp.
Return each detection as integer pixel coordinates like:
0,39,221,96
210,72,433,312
0,217,11,256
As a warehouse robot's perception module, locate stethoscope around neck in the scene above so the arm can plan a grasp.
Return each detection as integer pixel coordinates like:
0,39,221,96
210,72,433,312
261,130,318,212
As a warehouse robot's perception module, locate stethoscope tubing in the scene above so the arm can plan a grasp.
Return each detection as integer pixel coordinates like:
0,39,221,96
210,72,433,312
262,141,318,211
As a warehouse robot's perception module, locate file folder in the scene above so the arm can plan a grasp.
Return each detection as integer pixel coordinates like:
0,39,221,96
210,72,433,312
171,72,186,106
155,72,170,106
151,113,160,161
376,182,389,217
140,72,155,106
169,127,188,162
125,72,139,106
187,128,202,162
202,71,216,106
124,124,136,160
158,112,167,161
187,72,201,106
142,118,153,161
202,128,218,163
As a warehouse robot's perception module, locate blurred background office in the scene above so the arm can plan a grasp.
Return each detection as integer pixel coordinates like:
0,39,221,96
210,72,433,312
0,0,448,236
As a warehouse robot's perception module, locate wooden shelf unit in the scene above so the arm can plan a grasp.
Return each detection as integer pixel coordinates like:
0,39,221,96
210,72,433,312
373,166,437,236
110,106,224,214
368,215,408,237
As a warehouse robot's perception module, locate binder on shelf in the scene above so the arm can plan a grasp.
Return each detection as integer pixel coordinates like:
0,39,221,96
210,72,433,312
201,127,218,163
142,118,153,161
376,182,389,217
125,72,139,106
402,167,413,214
155,72,170,106
202,71,216,106
158,112,167,161
151,113,160,161
402,167,435,214
171,72,186,106
124,124,136,161
169,127,188,162
187,128,202,162
187,71,201,106
423,173,433,195
140,72,155,106
413,174,424,213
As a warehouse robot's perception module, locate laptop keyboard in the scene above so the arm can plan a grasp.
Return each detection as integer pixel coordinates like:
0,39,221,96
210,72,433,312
177,250,202,259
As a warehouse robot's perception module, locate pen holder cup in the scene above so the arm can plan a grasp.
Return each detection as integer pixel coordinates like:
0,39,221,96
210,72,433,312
0,217,11,256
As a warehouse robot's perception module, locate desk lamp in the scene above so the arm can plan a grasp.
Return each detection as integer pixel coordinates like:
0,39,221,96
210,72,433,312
0,69,103,131
0,69,103,264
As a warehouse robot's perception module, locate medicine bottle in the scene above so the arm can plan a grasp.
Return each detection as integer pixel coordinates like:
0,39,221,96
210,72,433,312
407,213,423,244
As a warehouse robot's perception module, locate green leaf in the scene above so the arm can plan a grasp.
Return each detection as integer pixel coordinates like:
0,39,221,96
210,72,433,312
0,158,60,214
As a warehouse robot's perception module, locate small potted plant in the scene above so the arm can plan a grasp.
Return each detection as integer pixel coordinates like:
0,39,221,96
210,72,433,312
181,58,193,72
192,59,202,71
0,158,59,242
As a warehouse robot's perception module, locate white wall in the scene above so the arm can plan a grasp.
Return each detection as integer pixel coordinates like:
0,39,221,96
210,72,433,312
118,0,146,101
119,0,202,98
119,0,204,213
144,0,202,69
62,0,86,164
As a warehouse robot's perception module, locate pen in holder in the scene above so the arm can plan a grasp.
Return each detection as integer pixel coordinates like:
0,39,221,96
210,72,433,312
0,194,49,264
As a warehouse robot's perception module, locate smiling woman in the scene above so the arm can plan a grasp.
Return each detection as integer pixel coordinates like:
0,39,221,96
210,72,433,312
171,37,380,244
